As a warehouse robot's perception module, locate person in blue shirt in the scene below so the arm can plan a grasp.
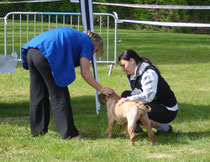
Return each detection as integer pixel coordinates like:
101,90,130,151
117,49,178,134
21,27,114,140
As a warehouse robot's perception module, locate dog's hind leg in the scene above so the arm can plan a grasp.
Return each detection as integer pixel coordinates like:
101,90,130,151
140,114,155,145
124,122,129,137
127,121,136,146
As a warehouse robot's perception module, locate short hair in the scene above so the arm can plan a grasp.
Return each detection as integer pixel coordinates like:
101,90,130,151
84,31,104,56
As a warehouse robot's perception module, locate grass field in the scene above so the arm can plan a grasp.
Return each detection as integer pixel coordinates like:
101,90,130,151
0,28,210,161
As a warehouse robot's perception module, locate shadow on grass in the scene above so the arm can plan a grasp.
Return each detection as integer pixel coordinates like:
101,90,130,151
120,129,210,145
0,96,209,142
172,103,210,123
0,101,29,118
0,96,209,122
153,131,210,145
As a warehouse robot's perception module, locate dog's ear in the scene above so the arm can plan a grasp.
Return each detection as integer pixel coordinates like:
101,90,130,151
98,93,106,105
98,94,104,104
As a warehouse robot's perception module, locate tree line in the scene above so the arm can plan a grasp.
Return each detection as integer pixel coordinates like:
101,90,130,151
0,0,210,33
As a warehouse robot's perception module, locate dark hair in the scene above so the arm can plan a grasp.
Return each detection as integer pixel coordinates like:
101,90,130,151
118,49,159,72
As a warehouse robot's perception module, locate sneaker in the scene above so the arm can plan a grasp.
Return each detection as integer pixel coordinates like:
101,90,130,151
134,124,143,133
156,125,173,135
72,135,87,141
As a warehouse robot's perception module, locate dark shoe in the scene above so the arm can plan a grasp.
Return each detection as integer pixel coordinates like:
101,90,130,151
32,130,47,137
156,125,173,135
134,124,143,133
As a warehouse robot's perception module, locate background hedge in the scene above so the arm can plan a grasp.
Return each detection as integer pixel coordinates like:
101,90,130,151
0,0,210,33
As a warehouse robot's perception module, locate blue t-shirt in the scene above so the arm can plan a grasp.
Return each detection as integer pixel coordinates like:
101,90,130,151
21,27,95,87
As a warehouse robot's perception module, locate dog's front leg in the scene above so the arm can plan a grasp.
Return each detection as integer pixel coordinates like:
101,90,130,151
108,120,114,138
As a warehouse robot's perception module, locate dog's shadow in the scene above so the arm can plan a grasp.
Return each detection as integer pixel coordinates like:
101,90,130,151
96,130,210,146
147,131,210,145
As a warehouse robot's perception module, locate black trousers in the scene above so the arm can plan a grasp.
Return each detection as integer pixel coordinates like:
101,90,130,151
27,48,79,138
121,90,177,123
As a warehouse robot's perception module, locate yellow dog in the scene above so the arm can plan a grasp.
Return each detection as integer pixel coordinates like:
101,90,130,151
99,93,155,146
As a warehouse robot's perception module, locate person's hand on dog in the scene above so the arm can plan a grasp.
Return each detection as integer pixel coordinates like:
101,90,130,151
101,87,115,96
117,97,129,106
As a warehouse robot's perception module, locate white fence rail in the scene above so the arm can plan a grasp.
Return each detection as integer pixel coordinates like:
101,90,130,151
2,12,118,66
119,19,210,28
0,17,4,56
2,9,210,68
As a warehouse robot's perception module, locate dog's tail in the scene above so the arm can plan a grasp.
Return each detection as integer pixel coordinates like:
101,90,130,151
135,101,151,112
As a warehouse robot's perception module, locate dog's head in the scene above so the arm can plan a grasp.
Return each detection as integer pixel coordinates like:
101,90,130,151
98,93,108,105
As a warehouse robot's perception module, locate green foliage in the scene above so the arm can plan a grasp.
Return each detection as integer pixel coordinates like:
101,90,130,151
0,0,210,33
93,0,210,33
0,0,79,17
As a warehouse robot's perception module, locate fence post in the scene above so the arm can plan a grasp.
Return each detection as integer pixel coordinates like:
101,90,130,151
4,16,7,56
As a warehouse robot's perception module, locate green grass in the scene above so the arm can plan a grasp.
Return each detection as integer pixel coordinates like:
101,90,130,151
0,29,210,161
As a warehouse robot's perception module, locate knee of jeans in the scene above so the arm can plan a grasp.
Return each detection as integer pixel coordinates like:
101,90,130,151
51,99,68,108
